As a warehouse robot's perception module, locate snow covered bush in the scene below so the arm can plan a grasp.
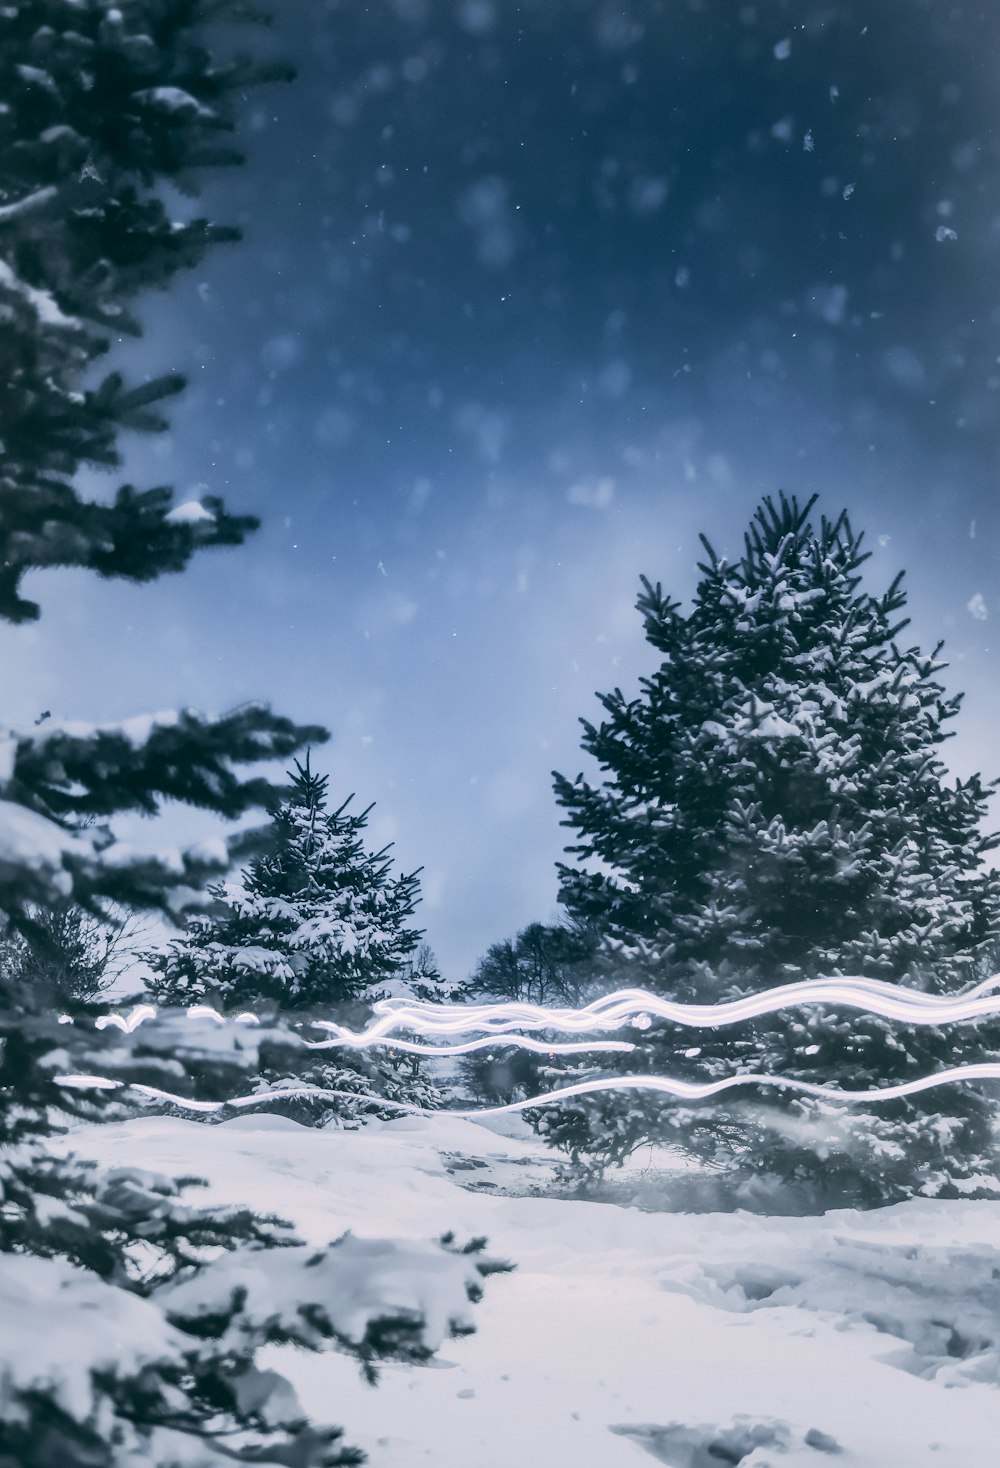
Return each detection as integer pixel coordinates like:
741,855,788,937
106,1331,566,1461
0,1144,506,1466
147,756,447,1122
541,492,1000,1206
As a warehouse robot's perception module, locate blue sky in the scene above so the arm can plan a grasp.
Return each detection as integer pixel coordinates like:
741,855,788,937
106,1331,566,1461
4,0,997,979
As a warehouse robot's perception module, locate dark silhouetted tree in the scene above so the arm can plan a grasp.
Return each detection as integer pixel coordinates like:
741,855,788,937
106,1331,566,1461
459,921,600,1105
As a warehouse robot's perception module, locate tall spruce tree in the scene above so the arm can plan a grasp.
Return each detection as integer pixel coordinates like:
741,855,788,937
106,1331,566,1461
543,493,1000,1207
0,4,504,1459
148,756,443,1120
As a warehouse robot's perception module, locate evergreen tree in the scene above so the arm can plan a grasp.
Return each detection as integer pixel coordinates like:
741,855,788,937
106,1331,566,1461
151,756,425,1012
148,756,444,1120
543,493,1000,1207
0,5,505,1458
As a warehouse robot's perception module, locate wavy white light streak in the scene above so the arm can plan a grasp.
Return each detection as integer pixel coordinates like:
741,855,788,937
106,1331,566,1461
366,978,1000,1039
94,1004,259,1033
84,973,1000,1057
453,1065,1000,1116
81,1003,629,1058
52,1063,1000,1116
303,1027,635,1057
963,971,1000,999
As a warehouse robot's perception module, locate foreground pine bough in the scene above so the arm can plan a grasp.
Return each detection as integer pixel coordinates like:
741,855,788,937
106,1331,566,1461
0,1164,508,1467
1,927,510,1465
0,0,284,625
0,3,508,1463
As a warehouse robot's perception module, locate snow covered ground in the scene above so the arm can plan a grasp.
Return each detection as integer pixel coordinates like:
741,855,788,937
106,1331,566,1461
69,1111,1000,1468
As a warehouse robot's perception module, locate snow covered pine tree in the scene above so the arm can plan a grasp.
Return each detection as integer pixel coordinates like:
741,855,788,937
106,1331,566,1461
541,493,1000,1208
0,4,505,1461
149,756,445,1121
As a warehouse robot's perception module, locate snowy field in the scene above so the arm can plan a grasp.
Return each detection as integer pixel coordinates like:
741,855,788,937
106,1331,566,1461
68,1112,1000,1468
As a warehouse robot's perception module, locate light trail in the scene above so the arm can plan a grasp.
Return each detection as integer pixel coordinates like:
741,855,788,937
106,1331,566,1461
303,1028,635,1057
85,974,1000,1056
961,971,1000,999
94,1003,259,1033
52,1062,1000,1116
94,1003,157,1033
84,1002,633,1057
363,978,1000,1039
451,1064,1000,1116
52,977,998,1110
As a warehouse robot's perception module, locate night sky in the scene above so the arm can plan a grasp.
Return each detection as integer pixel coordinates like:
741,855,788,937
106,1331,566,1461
4,0,999,980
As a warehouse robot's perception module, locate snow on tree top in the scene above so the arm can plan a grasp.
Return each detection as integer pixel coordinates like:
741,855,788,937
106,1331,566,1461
165,500,217,526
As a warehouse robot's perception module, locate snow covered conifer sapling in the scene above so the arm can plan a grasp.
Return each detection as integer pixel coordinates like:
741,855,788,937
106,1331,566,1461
148,754,445,1120
541,492,1000,1207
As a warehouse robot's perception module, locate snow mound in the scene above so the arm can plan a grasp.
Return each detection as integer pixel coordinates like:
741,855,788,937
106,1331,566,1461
220,1112,310,1132
657,1221,1000,1387
610,1415,842,1465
